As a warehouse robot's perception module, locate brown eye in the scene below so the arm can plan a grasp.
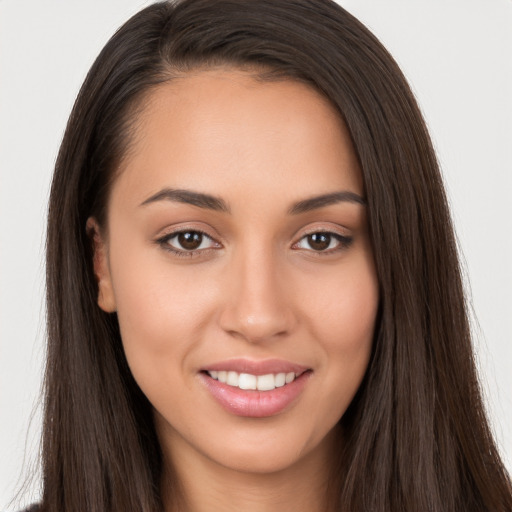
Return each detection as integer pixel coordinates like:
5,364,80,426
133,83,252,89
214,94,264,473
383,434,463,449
177,231,203,250
307,233,331,251
294,231,353,253
160,230,218,254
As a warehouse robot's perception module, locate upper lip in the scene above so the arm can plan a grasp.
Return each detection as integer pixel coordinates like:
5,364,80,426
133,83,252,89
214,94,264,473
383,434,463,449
201,358,310,376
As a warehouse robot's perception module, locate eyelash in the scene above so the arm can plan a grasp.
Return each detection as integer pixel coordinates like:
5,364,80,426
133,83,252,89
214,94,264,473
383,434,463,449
156,229,219,258
156,229,353,258
292,230,353,254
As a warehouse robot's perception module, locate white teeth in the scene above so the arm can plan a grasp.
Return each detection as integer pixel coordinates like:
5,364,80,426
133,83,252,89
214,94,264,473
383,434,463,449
238,373,257,390
275,373,286,388
226,371,239,386
257,374,275,391
207,370,299,391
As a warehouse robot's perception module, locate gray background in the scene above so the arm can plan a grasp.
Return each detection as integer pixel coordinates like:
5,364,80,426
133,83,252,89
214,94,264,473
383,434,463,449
1,0,511,509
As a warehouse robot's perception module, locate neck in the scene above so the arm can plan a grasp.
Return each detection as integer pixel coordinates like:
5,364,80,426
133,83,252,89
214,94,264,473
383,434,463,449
160,429,340,512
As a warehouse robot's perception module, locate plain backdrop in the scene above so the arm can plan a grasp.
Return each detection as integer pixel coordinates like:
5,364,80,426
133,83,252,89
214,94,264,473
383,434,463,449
1,0,511,509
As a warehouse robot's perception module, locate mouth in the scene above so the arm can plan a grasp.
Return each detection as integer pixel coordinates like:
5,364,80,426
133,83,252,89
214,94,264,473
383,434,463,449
199,359,312,418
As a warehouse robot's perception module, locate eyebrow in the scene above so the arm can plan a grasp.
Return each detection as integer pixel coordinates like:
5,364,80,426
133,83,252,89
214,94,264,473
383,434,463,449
140,188,365,214
288,191,366,214
140,188,230,213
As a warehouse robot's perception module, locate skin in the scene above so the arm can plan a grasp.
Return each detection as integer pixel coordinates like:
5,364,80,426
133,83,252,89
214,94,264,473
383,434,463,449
90,69,379,512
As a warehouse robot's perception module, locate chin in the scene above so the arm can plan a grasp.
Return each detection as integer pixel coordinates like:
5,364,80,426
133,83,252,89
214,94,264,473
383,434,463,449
209,449,305,475
201,423,337,476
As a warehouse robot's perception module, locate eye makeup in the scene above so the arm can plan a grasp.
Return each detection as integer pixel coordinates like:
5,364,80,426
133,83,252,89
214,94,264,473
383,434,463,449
154,224,354,260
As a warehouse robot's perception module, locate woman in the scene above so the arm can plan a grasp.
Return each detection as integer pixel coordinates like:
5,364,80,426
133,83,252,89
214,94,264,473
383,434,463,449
26,0,512,510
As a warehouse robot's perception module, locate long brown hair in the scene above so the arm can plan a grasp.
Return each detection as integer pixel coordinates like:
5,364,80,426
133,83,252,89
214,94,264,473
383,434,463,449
43,1,512,510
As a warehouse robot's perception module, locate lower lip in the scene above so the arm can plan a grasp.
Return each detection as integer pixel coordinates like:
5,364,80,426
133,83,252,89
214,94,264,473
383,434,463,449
200,371,311,418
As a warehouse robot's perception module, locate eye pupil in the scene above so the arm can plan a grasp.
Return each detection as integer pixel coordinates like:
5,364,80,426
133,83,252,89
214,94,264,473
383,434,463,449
308,233,331,251
178,231,203,250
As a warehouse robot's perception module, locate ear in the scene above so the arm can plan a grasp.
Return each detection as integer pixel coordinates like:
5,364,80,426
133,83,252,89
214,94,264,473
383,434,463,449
86,217,117,313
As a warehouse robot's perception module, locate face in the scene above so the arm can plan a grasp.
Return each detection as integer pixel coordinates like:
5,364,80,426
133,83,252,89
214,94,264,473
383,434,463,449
91,69,379,476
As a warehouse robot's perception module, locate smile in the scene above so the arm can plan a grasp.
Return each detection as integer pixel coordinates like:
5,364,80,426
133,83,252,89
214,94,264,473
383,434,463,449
200,359,312,418
207,370,298,391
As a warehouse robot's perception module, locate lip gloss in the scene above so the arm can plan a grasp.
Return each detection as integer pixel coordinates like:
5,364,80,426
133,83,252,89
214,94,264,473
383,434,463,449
199,359,312,417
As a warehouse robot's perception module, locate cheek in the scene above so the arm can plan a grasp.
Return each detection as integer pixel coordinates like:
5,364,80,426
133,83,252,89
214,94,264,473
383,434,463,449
107,241,220,385
298,250,379,416
303,250,379,353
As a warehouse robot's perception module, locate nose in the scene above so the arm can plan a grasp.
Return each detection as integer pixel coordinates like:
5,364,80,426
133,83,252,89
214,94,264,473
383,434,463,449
218,245,296,343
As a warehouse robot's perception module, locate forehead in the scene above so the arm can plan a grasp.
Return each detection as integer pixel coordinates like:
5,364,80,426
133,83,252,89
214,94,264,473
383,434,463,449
113,69,363,208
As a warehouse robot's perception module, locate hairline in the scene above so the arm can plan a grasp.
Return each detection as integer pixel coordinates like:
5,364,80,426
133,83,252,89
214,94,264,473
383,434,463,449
99,61,342,233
